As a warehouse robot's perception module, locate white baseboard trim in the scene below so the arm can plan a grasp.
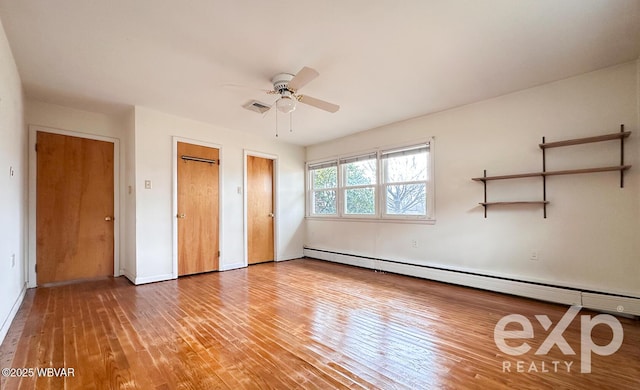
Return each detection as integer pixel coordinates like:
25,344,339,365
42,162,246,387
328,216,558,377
134,273,175,285
122,269,136,284
219,257,303,271
0,283,27,345
219,263,245,271
582,292,640,316
277,253,304,262
303,248,640,316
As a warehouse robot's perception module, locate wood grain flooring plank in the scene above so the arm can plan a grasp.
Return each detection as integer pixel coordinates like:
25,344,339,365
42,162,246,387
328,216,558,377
1,259,638,389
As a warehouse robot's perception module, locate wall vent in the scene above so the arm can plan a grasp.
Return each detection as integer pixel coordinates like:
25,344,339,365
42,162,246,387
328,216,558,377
243,100,271,114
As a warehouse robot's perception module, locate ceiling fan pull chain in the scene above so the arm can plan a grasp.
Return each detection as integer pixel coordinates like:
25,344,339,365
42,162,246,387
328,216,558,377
290,112,293,132
275,108,279,138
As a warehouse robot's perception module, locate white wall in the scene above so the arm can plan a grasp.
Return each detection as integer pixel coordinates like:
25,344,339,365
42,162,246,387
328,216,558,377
21,101,305,285
24,100,130,284
133,106,305,282
306,61,639,298
26,101,126,137
0,18,26,344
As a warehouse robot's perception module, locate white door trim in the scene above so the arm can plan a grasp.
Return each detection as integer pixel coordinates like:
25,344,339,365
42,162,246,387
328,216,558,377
28,125,121,288
243,150,279,267
172,137,223,278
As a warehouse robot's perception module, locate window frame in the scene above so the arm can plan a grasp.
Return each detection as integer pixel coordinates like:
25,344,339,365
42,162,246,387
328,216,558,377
340,152,378,219
380,143,433,221
305,138,435,224
307,159,339,217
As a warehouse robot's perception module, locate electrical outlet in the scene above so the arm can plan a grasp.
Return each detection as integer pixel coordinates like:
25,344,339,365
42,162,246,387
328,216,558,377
411,240,418,248
144,180,152,189
530,251,539,261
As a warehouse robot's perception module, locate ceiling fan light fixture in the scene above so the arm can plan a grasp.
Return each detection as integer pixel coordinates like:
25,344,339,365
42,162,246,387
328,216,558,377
276,95,297,114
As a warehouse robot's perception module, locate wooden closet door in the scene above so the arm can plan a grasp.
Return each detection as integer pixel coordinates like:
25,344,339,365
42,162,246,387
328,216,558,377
177,142,220,276
36,131,114,285
247,155,274,264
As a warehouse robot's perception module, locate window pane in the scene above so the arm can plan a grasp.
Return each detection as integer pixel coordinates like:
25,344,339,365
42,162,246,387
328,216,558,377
344,159,376,186
384,153,427,183
386,184,426,215
345,187,375,215
312,166,337,189
312,190,336,214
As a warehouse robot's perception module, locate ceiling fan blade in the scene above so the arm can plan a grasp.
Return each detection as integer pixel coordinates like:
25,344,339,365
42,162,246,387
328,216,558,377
297,95,340,113
287,67,319,92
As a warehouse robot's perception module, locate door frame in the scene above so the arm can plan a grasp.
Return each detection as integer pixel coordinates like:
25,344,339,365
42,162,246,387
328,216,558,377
243,150,278,267
172,137,224,278
28,125,121,288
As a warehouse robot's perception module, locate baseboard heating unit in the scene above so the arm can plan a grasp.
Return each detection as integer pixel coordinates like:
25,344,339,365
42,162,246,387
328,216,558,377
303,248,640,317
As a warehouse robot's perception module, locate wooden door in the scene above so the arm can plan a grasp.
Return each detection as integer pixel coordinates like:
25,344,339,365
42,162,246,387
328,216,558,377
177,142,220,276
247,156,275,265
36,132,114,285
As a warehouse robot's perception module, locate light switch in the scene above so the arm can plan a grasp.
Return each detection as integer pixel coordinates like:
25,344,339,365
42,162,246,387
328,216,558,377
144,180,152,189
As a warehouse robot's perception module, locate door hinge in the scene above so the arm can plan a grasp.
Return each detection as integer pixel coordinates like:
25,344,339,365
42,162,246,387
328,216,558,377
35,263,37,273
35,143,38,152
217,251,220,258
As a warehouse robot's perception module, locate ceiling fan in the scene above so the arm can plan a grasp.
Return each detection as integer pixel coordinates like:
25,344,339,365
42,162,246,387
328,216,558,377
266,66,340,114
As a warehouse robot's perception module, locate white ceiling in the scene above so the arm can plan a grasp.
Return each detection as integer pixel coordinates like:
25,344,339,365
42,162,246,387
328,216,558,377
1,1,639,146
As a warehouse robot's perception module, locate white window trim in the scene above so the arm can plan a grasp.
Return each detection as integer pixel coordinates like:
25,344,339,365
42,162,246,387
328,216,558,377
341,151,378,219
306,159,339,217
306,138,435,224
380,143,433,220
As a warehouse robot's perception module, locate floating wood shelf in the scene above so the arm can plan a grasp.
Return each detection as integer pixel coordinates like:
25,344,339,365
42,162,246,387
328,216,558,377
543,165,631,177
539,131,631,149
473,125,631,218
480,201,549,206
472,172,541,181
472,165,631,182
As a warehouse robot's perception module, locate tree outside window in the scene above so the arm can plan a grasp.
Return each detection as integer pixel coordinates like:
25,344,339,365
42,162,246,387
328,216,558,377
307,141,432,221
342,156,376,215
310,163,337,215
382,145,428,216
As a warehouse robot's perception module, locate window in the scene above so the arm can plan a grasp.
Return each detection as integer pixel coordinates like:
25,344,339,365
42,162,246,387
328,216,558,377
306,139,433,222
341,153,377,216
308,161,338,215
382,144,429,217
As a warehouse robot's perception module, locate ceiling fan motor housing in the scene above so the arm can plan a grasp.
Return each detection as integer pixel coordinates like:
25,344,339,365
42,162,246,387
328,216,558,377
271,73,295,93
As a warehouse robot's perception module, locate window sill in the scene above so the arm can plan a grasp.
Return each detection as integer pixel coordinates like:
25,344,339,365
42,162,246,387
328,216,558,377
305,216,436,225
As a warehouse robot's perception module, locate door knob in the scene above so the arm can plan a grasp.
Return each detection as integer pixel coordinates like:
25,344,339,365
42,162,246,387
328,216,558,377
268,213,274,218
105,216,114,221
177,213,186,219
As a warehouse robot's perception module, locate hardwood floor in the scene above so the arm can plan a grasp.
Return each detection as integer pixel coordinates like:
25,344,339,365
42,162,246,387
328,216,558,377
1,258,638,389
